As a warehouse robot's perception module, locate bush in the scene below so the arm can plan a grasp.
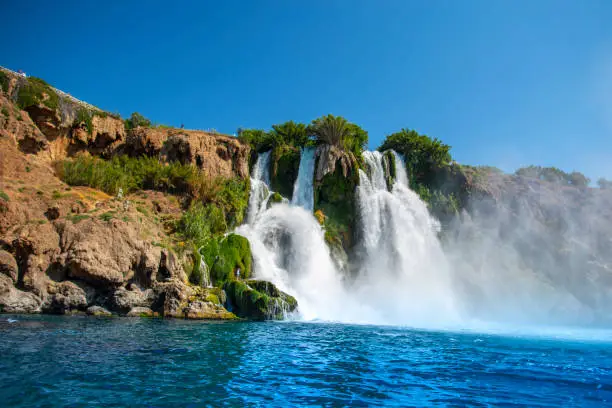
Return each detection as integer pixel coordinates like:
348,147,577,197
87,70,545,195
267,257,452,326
58,155,196,196
379,129,452,189
0,71,8,93
124,112,151,130
17,77,59,110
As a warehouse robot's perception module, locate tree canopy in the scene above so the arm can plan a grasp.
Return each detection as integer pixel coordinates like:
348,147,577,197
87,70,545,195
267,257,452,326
378,128,452,187
237,115,367,155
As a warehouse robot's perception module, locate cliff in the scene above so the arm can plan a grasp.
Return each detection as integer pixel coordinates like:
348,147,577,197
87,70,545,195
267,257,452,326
0,69,295,320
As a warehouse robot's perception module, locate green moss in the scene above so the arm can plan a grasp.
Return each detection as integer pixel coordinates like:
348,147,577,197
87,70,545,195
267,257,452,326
205,293,220,305
224,280,297,320
209,234,252,286
270,146,300,199
314,160,359,251
17,77,59,110
269,192,283,205
189,246,204,285
383,150,396,190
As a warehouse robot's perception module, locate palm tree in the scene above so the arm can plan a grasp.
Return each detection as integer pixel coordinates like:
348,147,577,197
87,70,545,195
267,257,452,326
307,114,350,147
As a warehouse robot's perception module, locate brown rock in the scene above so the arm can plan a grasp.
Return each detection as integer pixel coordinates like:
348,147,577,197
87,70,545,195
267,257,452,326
126,306,157,317
59,218,158,287
0,250,18,283
0,274,41,313
42,280,95,314
110,286,155,313
124,127,250,179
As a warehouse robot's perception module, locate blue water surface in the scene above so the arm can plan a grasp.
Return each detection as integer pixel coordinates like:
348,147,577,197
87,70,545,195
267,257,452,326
0,315,611,407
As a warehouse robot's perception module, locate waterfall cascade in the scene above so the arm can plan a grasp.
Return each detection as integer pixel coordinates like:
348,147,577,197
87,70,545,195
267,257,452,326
246,151,272,224
236,149,460,327
291,147,316,211
234,148,610,328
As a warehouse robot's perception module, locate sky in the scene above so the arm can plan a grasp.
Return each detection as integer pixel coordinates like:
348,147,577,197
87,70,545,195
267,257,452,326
3,0,612,179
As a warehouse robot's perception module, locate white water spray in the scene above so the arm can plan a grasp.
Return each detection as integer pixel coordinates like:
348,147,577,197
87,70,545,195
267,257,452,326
354,151,459,325
238,150,461,327
291,147,316,211
246,151,272,224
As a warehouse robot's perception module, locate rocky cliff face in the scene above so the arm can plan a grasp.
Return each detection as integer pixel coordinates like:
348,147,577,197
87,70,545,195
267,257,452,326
0,69,250,180
122,127,250,179
0,71,280,320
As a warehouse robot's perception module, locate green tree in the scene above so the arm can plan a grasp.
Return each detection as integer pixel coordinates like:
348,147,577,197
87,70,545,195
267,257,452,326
237,128,275,152
124,112,151,130
378,128,451,187
270,120,311,147
307,114,368,155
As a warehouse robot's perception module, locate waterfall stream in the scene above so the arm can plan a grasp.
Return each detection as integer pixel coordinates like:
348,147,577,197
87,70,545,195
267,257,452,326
236,149,460,326
291,147,316,211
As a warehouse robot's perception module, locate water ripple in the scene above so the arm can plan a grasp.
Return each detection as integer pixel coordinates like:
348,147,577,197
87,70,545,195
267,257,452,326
1,316,611,406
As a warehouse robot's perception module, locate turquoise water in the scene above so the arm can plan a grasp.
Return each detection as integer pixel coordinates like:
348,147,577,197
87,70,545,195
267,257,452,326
1,316,611,407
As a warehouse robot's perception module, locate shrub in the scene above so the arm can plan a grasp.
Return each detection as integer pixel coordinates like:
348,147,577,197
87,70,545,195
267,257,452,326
0,190,9,201
379,128,452,188
237,128,275,152
0,71,8,93
17,77,59,110
124,112,151,130
57,155,196,196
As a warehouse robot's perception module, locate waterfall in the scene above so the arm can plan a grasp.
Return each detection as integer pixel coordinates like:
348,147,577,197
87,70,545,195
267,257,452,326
291,147,315,211
246,151,272,224
238,149,460,326
353,151,458,325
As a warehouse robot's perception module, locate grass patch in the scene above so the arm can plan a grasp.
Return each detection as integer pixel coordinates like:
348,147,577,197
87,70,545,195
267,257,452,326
99,211,115,222
56,155,195,196
67,214,90,224
52,190,62,199
0,190,9,201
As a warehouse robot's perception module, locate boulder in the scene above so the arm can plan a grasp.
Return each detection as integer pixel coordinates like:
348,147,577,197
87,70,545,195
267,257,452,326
42,280,95,314
0,274,41,313
86,305,112,316
0,250,18,283
126,306,156,317
183,301,236,320
110,286,155,313
224,280,297,320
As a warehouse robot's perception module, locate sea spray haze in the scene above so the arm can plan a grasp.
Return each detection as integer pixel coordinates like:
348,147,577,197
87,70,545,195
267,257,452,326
444,171,612,327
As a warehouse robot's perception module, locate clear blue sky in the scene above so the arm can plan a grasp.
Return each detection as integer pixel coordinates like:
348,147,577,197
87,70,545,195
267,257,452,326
3,1,612,179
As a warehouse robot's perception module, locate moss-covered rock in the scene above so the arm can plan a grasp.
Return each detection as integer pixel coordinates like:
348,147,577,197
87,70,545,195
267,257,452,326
314,158,359,252
205,234,252,286
270,145,300,199
224,279,297,320
382,150,396,190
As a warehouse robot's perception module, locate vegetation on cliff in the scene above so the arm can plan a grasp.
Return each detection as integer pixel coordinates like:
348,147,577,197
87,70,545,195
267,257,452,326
16,77,59,110
239,114,368,156
515,165,590,187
